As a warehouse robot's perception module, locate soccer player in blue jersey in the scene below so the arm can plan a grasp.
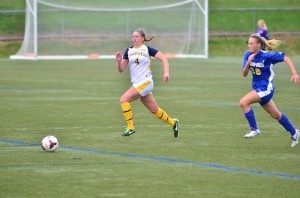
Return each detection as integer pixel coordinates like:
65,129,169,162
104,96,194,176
240,33,300,147
115,28,179,137
256,19,269,40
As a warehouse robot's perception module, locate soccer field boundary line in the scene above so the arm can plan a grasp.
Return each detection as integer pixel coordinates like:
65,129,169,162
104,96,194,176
1,139,300,180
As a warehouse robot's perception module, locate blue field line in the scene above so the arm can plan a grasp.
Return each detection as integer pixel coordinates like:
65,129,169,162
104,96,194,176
1,139,300,180
210,103,300,111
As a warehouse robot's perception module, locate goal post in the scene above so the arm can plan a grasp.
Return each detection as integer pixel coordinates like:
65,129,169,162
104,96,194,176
11,0,208,60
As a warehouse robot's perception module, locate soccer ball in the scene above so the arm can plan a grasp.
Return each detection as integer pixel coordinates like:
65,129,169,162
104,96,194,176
41,135,59,152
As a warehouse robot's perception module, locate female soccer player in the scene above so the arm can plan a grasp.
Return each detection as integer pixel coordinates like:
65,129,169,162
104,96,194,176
240,33,300,147
115,28,179,137
256,19,269,40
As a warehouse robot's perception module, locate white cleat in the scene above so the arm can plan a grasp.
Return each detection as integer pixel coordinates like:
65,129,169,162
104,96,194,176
291,129,299,148
244,129,261,139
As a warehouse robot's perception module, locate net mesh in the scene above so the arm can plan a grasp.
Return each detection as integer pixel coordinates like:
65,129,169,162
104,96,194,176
11,0,208,60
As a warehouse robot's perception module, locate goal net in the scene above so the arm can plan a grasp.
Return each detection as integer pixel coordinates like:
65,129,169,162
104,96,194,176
11,0,208,60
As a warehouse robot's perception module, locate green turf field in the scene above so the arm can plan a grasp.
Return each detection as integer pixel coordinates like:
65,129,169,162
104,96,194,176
1,57,300,197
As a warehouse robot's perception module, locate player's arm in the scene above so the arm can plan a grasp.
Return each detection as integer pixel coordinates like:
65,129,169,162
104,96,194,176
154,51,169,83
284,56,300,84
242,53,255,77
116,52,129,73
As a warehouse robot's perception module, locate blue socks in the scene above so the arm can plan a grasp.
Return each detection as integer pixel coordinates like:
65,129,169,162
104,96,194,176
244,108,258,130
278,113,296,136
245,109,296,136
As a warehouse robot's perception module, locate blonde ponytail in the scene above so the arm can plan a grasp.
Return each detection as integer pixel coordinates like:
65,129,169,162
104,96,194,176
264,38,281,51
250,33,281,51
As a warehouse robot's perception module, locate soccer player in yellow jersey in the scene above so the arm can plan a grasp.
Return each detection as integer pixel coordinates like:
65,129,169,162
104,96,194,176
115,28,179,137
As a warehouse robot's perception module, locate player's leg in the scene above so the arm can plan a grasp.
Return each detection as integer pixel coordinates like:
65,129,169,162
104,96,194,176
262,99,299,147
140,94,179,137
140,94,174,125
240,90,262,138
119,86,141,136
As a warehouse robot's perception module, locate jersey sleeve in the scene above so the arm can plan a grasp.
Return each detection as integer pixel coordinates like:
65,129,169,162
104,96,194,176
122,48,130,60
267,52,285,64
147,46,159,57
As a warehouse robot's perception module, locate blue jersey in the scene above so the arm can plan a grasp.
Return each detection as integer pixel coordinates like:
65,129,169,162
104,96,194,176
243,50,285,105
243,50,285,85
256,28,269,40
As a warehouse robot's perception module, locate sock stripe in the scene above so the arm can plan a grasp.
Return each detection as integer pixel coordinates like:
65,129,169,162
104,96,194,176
159,112,164,119
121,102,134,129
154,107,174,126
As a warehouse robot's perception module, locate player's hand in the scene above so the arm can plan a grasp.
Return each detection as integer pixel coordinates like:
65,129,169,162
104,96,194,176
163,73,169,83
248,53,256,62
115,52,122,62
290,74,300,85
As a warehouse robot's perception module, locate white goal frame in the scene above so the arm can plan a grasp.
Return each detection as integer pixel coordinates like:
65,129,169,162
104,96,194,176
10,0,208,60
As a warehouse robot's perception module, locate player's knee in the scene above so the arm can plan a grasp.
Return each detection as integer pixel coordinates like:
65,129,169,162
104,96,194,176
269,112,281,120
150,106,158,114
239,99,247,108
120,96,127,104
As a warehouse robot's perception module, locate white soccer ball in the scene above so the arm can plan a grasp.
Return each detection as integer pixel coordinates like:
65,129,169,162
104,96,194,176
41,135,59,152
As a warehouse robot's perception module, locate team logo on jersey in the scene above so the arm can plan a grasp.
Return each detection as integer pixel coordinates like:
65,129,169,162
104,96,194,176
250,62,264,68
130,52,146,57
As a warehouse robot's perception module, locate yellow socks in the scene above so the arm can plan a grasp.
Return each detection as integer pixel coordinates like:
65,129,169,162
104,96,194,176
154,108,174,126
121,104,174,129
121,102,134,129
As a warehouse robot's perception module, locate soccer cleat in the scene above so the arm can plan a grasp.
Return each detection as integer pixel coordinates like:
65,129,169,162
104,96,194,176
172,118,179,138
291,129,299,148
244,128,260,139
121,128,135,136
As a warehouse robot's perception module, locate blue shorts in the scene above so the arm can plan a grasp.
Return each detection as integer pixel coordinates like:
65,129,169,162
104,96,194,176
254,85,274,106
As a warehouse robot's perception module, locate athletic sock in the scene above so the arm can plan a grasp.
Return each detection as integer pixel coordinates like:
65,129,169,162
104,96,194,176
154,108,175,126
278,113,296,136
121,102,134,129
244,108,258,130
